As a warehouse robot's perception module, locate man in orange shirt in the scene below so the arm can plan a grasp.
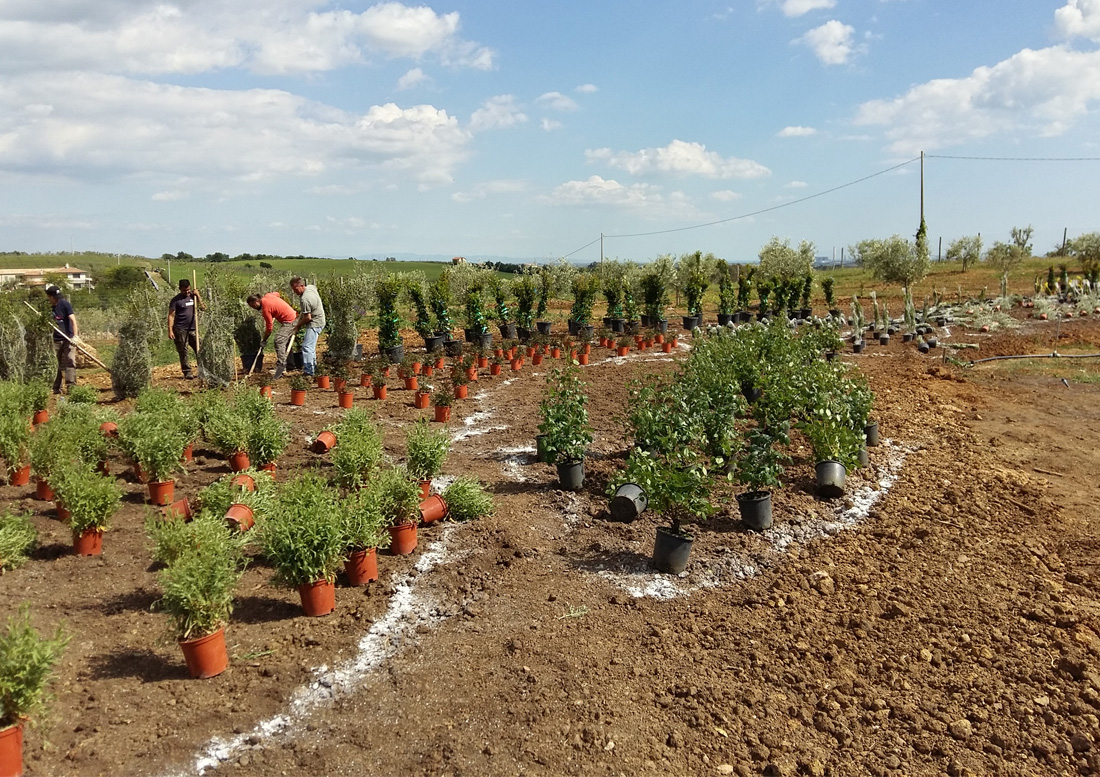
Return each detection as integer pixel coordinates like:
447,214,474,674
247,291,298,379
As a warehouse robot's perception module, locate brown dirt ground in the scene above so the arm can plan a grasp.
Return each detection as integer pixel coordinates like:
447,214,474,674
4,310,1100,777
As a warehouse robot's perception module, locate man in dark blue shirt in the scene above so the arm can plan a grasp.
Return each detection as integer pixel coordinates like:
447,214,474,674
46,285,78,393
167,279,203,379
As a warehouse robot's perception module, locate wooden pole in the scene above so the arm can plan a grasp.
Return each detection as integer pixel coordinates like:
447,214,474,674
23,300,112,374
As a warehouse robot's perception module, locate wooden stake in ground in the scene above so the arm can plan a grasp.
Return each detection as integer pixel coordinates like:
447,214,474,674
23,300,113,375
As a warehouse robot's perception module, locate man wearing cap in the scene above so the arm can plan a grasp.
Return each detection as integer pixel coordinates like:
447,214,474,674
45,285,78,394
168,279,204,379
246,291,297,379
289,276,325,377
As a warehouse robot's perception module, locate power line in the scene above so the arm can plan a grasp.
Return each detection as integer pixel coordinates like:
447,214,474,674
926,154,1100,161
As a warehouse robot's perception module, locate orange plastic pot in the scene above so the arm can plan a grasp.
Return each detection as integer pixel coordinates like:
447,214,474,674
434,405,451,423
550,348,561,358
616,346,629,357
494,348,504,358
7,465,30,487
316,375,330,389
73,528,103,556
360,373,372,387
418,479,432,500
373,385,388,400
99,421,119,438
32,409,49,426
97,460,110,476
454,385,468,400
259,385,273,399
259,462,277,477
297,579,336,616
655,333,665,344
582,344,591,354
466,367,478,382
422,365,434,377
182,443,193,463
477,356,488,369
225,503,255,531
35,477,53,501
662,342,673,353
148,479,175,507
410,362,422,375
418,494,448,524
290,389,306,406
230,473,256,492
0,722,23,777
179,628,229,679
333,377,347,392
490,364,502,376
414,392,430,409
338,391,354,409
526,346,536,357
345,548,378,585
404,376,419,391
55,502,70,522
228,451,251,472
163,498,192,520
381,366,391,377
388,522,418,555
532,353,543,366
312,431,337,454
577,353,589,365
132,462,149,484
435,357,446,369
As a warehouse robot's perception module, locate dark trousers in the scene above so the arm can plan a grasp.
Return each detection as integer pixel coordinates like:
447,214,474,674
53,340,76,393
174,327,199,377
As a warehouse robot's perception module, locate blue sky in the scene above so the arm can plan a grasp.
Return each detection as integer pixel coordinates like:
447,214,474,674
1,0,1099,263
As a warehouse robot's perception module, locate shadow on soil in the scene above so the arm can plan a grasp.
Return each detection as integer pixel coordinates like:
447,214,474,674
233,594,301,624
88,647,185,682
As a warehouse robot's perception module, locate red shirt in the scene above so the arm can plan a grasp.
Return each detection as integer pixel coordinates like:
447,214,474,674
259,292,297,333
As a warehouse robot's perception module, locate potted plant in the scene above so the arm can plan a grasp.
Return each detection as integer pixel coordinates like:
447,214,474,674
375,467,422,555
822,276,838,317
248,412,290,474
490,277,516,339
432,388,453,423
736,271,754,321
463,285,490,345
0,607,68,777
615,335,632,357
801,399,862,499
716,261,736,325
289,374,309,406
375,274,405,363
451,365,471,399
338,486,389,585
439,477,493,522
730,426,790,531
154,523,246,678
514,274,537,339
51,461,122,555
202,402,251,471
27,382,50,426
118,412,187,505
315,362,331,389
0,412,31,488
406,420,449,498
407,279,438,350
0,512,36,571
850,296,866,352
800,273,814,319
257,373,274,398
538,366,592,490
330,410,384,490
640,266,668,330
260,472,344,616
568,272,599,335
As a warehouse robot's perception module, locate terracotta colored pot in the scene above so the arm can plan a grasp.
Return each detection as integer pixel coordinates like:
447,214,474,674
148,479,175,507
410,361,422,375
662,342,673,353
290,389,306,406
179,628,229,679
418,494,448,524
466,367,477,382
494,348,504,358
510,359,522,371
422,365,434,377
132,462,149,484
99,421,118,438
582,344,591,354
259,385,273,399
35,477,53,501
97,460,110,476
333,377,347,392
388,522,418,555
381,366,391,377
550,348,561,358
418,479,432,500
345,548,379,585
73,528,103,556
435,357,446,369
404,376,419,391
316,375,330,389
259,462,277,478
532,353,543,366
7,464,30,487
312,430,337,454
477,356,489,368
360,373,372,388
182,443,193,463
32,409,49,426
297,579,336,616
526,346,536,358
434,405,451,423
230,473,256,492
578,353,589,365
454,385,468,399
0,722,23,777
373,385,388,400
655,333,664,344
490,364,502,376
616,346,629,357
228,451,251,472
338,391,354,409
414,392,430,409
55,502,70,522
671,338,679,347
163,498,192,520
225,503,255,531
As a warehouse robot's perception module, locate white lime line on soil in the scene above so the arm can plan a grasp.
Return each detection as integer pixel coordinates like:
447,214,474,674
495,445,536,482
596,439,911,600
186,526,459,776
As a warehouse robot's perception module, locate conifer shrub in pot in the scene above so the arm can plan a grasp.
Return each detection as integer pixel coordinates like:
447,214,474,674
260,473,343,616
0,606,68,777
338,486,389,585
846,378,877,447
406,420,449,498
51,461,122,555
330,410,384,490
538,366,592,490
154,520,247,678
730,426,790,531
375,467,422,555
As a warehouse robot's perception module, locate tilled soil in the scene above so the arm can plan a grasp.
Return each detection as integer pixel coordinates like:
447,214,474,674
4,317,1100,777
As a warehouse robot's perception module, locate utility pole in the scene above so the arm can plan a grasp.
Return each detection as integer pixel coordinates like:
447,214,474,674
600,233,604,263
1063,227,1068,255
920,151,925,224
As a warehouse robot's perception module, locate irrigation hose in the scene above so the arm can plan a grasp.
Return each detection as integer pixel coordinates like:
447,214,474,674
968,352,1100,366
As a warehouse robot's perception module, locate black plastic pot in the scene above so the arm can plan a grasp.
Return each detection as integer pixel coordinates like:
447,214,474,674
516,327,531,342
602,316,612,327
737,490,773,531
535,434,555,464
815,460,846,499
864,421,880,447
444,339,463,357
567,320,581,336
478,332,494,349
286,350,303,371
499,323,517,340
609,318,625,333
917,343,930,354
800,307,812,320
902,333,914,343
741,381,762,404
857,448,869,469
536,321,552,336
656,319,669,333
423,335,444,352
240,351,264,372
610,483,648,522
756,311,768,322
653,526,693,574
828,308,841,319
852,341,864,354
556,459,585,491
717,313,734,326
878,335,890,345
382,344,404,363
682,315,699,331
640,314,652,327
624,321,639,335
463,327,477,343
926,337,938,349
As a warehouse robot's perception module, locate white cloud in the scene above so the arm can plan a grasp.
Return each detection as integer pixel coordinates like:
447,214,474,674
451,179,526,203
784,180,809,188
585,140,770,179
798,20,856,65
152,190,190,202
468,95,528,132
777,0,836,17
1055,0,1100,41
0,1,494,76
0,72,471,186
540,118,563,131
854,45,1100,154
536,91,579,111
546,176,661,208
396,67,428,90
711,189,742,201
777,125,817,137
575,83,598,94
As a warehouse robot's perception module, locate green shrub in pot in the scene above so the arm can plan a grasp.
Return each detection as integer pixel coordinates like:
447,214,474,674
609,447,713,538
247,412,290,468
0,412,30,480
338,486,390,554
799,400,862,470
51,461,122,535
0,512,36,572
538,366,592,464
26,381,49,415
202,401,250,459
154,522,247,641
373,466,421,528
117,412,187,483
440,478,493,522
0,606,68,730
260,472,343,586
405,420,449,482
729,425,790,495
330,410,384,489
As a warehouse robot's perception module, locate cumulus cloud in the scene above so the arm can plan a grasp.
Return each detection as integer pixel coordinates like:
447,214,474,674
0,72,471,186
798,20,856,65
776,0,836,17
396,67,428,90
854,45,1100,154
711,190,742,201
540,118,563,131
784,180,809,188
451,179,526,203
777,125,817,137
468,95,528,132
536,91,579,111
546,176,662,208
1055,0,1100,41
575,83,598,94
0,1,494,76
585,140,770,179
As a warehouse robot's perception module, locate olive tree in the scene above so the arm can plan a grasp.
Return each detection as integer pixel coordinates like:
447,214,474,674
1066,232,1100,276
757,237,814,283
850,234,930,295
945,234,982,272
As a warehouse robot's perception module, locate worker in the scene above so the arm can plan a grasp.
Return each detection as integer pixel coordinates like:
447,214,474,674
45,285,78,394
246,291,297,379
167,279,204,379
289,276,326,377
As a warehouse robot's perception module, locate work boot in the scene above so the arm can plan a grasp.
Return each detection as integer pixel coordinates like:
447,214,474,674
273,365,285,380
